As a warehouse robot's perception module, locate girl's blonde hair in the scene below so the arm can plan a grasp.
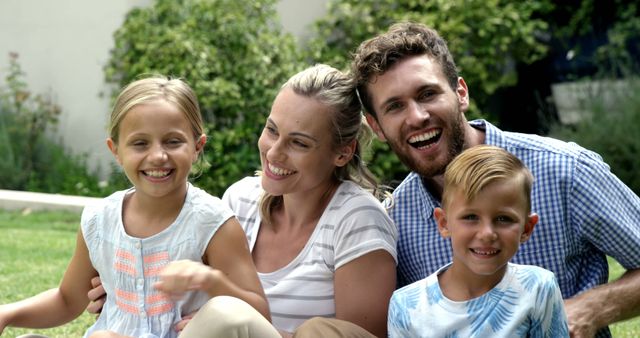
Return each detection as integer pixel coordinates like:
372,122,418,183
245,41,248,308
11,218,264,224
259,64,383,225
108,76,204,143
441,145,534,212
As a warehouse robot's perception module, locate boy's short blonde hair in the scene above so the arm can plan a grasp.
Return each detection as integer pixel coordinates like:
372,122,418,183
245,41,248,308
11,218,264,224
441,145,534,212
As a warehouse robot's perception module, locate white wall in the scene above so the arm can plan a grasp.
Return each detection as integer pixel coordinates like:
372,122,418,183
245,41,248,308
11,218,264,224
0,0,327,181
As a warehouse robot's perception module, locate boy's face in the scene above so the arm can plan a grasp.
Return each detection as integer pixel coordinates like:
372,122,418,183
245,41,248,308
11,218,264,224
434,179,538,281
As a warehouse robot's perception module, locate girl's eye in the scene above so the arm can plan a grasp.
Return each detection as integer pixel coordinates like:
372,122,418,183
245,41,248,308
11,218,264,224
166,139,183,146
132,140,147,147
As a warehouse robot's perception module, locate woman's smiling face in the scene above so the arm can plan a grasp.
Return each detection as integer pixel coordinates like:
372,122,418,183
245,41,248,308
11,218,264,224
258,87,344,197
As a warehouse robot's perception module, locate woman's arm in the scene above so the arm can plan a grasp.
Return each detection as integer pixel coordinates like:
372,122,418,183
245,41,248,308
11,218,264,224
334,249,396,338
0,228,98,330
154,217,270,321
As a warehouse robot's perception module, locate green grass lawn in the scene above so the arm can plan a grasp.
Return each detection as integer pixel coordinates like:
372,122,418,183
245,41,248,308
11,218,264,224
0,210,638,337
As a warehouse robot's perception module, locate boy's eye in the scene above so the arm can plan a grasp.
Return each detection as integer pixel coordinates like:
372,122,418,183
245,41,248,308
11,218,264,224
462,214,479,221
496,215,514,223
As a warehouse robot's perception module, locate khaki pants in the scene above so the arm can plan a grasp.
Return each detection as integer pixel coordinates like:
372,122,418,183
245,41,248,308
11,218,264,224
179,296,281,338
294,317,377,338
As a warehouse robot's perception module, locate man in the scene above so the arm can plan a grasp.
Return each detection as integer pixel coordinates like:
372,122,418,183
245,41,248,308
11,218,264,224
351,22,640,338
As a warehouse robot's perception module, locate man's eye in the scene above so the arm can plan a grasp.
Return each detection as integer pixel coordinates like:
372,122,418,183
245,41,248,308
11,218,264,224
418,90,434,101
385,102,403,113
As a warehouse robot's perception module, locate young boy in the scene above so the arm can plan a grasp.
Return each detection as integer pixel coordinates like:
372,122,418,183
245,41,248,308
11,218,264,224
387,145,569,337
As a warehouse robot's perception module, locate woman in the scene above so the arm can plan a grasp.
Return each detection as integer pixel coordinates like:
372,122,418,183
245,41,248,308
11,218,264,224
220,64,397,337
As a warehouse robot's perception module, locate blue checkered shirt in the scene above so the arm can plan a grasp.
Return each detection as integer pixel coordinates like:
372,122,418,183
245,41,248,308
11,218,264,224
389,120,640,338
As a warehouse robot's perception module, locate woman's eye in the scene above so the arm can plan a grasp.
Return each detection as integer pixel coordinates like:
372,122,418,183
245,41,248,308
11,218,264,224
265,126,277,135
292,140,309,148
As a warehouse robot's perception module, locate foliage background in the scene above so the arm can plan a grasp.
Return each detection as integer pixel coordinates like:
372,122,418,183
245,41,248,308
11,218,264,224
103,0,304,196
0,0,638,197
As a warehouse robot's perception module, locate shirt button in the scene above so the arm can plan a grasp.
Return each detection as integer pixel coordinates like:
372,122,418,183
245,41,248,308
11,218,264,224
135,242,141,249
137,278,144,288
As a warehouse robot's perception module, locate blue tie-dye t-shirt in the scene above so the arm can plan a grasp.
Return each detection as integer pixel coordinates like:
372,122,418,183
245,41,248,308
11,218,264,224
388,263,569,338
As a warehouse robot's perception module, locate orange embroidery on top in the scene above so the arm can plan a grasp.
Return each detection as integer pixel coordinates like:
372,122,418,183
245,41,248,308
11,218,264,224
144,252,169,264
116,299,140,315
116,288,138,302
146,292,170,304
147,302,174,317
114,261,136,276
144,264,165,276
116,249,135,263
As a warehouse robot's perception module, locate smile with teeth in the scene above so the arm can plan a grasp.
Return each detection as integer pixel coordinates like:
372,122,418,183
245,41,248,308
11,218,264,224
408,129,441,149
470,248,500,256
268,163,295,176
144,169,172,178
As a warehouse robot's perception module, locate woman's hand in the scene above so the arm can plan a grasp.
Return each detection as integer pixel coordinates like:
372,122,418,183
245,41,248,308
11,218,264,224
86,276,106,315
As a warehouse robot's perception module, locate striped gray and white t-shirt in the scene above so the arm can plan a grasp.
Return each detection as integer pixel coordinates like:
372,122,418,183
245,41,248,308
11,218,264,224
222,176,398,334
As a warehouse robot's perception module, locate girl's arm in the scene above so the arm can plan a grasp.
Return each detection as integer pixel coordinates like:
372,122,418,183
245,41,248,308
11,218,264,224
0,228,98,330
334,249,397,338
154,217,270,320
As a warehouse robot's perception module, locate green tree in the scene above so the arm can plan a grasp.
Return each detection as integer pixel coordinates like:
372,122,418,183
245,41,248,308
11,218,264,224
305,0,553,186
105,0,304,196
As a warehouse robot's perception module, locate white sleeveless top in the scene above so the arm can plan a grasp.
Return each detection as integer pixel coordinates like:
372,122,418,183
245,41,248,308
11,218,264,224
82,183,234,338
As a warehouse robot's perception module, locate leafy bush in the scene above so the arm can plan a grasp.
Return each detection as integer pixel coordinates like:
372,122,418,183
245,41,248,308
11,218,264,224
104,0,304,197
549,77,640,195
0,53,110,196
304,0,553,186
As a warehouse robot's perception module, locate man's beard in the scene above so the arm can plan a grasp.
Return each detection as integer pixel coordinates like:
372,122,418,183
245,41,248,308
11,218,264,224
386,111,466,179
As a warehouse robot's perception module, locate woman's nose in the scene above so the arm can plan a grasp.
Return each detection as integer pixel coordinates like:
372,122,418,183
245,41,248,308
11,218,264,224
265,139,286,163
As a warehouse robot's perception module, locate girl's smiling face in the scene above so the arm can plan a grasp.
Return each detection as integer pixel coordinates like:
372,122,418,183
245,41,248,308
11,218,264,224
108,100,205,200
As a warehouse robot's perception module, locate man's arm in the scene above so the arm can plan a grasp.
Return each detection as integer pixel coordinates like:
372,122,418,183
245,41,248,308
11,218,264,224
564,268,640,337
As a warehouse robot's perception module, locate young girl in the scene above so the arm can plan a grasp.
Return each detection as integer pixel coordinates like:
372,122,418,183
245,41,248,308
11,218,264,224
0,77,270,338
